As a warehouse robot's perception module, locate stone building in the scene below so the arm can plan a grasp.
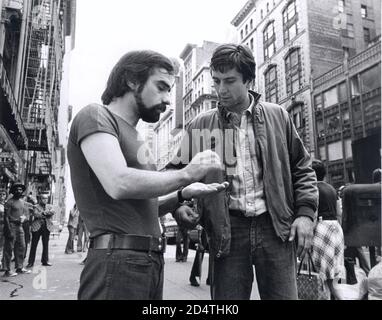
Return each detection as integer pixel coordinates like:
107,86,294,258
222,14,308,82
312,39,380,187
0,0,76,222
231,0,381,155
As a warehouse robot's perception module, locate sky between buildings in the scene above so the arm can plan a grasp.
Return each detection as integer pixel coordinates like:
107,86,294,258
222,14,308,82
68,0,248,115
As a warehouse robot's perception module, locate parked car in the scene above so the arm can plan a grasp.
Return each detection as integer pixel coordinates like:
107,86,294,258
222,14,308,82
161,213,178,245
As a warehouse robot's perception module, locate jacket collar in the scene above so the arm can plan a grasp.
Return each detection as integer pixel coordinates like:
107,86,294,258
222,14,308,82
218,90,262,127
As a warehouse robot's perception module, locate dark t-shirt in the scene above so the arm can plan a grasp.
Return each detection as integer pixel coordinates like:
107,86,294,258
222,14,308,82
317,181,338,220
67,104,161,238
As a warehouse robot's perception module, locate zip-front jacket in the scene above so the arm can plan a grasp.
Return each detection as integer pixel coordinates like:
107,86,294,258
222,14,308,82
169,91,318,258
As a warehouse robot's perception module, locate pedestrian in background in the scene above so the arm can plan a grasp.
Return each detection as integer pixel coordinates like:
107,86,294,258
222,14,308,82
65,204,79,254
175,225,189,262
76,213,89,252
310,159,345,299
0,189,7,271
23,192,36,260
27,193,55,268
2,182,31,276
189,225,211,287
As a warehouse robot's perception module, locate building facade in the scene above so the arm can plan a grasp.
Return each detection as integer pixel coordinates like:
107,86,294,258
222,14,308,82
313,39,381,188
231,0,381,155
0,0,28,190
180,41,220,128
0,0,76,222
153,65,183,170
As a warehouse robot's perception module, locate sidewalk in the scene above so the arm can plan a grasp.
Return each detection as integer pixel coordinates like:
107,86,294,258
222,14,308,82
0,229,259,300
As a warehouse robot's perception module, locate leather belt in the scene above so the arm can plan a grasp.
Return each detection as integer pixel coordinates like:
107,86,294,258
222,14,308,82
229,210,269,219
89,233,166,253
319,216,337,221
229,209,245,217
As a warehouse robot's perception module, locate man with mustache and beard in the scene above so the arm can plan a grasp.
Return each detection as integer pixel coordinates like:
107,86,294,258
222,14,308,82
67,50,228,300
2,182,32,276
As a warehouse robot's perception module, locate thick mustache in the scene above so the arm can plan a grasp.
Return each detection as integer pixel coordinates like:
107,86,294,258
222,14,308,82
155,104,167,112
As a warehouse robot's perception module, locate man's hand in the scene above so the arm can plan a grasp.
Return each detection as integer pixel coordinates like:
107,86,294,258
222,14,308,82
182,181,229,200
44,207,55,217
34,209,44,219
288,216,314,259
173,205,200,229
184,150,222,182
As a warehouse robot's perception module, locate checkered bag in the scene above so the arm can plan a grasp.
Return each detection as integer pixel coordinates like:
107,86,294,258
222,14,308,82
297,252,329,300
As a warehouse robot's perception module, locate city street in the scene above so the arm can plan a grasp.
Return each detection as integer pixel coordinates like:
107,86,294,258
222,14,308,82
0,229,260,300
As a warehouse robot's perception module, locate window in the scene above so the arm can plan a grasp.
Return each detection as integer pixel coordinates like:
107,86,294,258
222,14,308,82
363,27,370,43
323,87,339,108
314,94,322,110
347,23,354,38
338,0,345,13
361,65,381,93
338,82,347,102
319,146,326,161
263,21,276,59
261,9,263,19
317,120,324,136
285,48,302,95
264,65,278,103
241,30,243,39
350,76,360,96
267,2,270,12
250,19,253,29
361,4,367,18
283,0,298,43
250,38,254,50
328,141,343,161
344,139,352,159
245,24,248,35
290,104,305,129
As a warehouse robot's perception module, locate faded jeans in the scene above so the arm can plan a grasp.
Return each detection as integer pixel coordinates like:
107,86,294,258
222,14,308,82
210,212,298,300
3,222,26,271
78,248,164,300
65,226,76,253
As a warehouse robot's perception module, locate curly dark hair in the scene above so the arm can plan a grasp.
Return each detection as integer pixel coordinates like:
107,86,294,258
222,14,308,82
101,50,175,105
210,44,256,83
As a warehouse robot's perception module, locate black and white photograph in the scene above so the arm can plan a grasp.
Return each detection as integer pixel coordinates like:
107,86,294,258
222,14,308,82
0,0,381,306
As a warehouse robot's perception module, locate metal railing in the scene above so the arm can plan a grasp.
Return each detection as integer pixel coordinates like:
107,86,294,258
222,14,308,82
0,55,28,148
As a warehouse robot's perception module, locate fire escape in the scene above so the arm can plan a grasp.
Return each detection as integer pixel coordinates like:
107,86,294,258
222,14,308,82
21,0,63,189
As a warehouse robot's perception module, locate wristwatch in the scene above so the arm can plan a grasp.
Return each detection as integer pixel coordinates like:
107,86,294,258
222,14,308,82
177,187,195,205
